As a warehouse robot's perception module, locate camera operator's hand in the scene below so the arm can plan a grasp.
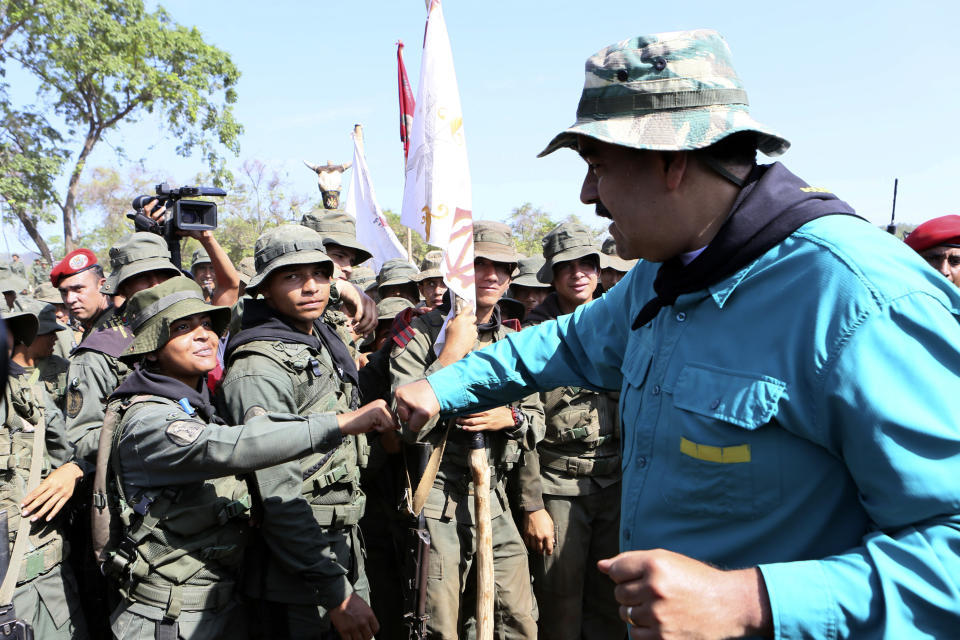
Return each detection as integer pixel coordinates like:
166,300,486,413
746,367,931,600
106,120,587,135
143,198,168,223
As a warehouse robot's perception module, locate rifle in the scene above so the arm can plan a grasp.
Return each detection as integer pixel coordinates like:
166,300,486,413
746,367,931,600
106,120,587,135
0,511,34,639
404,443,432,640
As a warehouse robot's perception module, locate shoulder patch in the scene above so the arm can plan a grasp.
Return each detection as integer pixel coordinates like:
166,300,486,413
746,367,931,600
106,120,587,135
165,419,206,446
66,388,83,418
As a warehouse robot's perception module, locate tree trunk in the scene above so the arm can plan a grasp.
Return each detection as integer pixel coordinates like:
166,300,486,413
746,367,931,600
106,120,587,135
12,208,53,262
61,126,100,252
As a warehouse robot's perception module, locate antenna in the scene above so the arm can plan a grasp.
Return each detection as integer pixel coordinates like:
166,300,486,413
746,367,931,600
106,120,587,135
886,178,899,235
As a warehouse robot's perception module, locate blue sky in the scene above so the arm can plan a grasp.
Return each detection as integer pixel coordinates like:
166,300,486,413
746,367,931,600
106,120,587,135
7,0,959,253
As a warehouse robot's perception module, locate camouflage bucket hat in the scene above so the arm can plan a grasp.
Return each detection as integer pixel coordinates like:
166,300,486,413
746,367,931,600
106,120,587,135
122,276,230,359
377,258,420,290
2,309,38,346
538,29,789,158
600,236,638,272
33,282,62,305
301,211,373,265
104,233,180,295
348,265,376,290
512,257,550,288
377,296,414,322
191,247,211,268
473,221,518,265
411,250,443,282
538,222,601,284
246,225,333,294
237,256,256,285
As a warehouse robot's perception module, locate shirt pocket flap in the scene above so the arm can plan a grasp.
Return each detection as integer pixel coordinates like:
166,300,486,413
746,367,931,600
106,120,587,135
673,364,786,430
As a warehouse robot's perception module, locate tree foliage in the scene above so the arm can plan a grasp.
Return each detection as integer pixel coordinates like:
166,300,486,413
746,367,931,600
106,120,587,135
0,0,243,253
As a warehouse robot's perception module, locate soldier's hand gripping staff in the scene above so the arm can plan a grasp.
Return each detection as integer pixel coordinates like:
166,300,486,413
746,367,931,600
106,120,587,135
89,276,396,640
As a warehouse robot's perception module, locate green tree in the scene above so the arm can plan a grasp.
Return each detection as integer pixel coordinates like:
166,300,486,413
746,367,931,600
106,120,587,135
73,165,158,262
384,208,428,263
0,0,242,253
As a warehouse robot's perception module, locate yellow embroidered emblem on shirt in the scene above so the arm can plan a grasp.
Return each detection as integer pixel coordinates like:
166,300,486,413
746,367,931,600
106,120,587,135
680,437,751,463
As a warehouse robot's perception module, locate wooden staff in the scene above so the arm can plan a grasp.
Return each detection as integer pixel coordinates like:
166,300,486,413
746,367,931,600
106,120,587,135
469,431,494,640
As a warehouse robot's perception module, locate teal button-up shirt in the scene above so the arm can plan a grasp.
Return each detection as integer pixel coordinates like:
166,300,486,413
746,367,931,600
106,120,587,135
426,215,960,639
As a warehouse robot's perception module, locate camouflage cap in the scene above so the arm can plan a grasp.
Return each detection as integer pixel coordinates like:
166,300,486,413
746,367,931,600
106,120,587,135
301,211,373,265
377,296,414,322
538,29,789,158
511,257,551,288
236,256,256,285
411,250,443,282
473,221,518,265
191,247,211,268
348,265,377,290
538,222,601,283
2,309,38,345
122,276,230,359
600,236,638,272
246,224,333,294
377,258,420,290
104,233,180,295
33,282,63,305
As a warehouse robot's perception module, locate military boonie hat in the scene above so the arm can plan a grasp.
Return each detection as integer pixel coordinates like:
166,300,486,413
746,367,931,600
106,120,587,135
538,29,789,158
348,265,377,291
377,258,420,291
301,211,373,265
512,257,551,288
538,222,601,283
600,236,637,272
22,300,66,336
33,283,63,305
0,274,28,294
246,225,333,294
191,247,211,269
2,309,38,345
377,296,414,322
236,256,256,285
50,248,99,287
104,233,180,295
473,221,518,265
411,250,443,282
122,276,230,359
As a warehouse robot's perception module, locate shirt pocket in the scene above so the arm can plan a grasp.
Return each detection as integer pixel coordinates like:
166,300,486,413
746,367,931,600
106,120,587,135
660,363,785,520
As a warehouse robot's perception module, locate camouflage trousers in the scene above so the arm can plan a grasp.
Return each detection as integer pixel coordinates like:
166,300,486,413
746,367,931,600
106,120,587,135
12,562,89,640
425,509,537,640
530,483,623,640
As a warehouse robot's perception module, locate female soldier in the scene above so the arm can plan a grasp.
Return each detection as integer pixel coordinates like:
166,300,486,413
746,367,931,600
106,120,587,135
102,276,395,640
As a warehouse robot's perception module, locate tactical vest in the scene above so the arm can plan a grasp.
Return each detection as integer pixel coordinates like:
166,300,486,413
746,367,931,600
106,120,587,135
0,375,65,585
102,397,253,618
227,339,368,529
538,386,621,477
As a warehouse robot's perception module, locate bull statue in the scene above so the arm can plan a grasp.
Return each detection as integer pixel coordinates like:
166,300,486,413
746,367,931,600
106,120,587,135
304,160,352,210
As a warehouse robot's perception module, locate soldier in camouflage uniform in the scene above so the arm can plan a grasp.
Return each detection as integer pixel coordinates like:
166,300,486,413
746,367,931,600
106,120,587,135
9,253,27,280
219,225,380,640
598,236,636,293
103,276,395,639
520,223,622,640
302,211,373,282
510,256,551,317
50,249,111,339
13,301,71,411
411,250,447,310
34,282,79,361
376,258,420,305
189,246,216,301
389,221,542,640
2,309,89,639
30,257,49,290
1,274,29,312
64,234,181,466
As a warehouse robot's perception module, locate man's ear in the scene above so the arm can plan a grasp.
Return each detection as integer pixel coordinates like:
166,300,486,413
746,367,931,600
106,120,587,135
661,151,689,191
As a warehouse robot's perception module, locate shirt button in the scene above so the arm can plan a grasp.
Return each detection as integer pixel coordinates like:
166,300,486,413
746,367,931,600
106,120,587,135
676,312,686,322
652,385,661,395
637,456,648,468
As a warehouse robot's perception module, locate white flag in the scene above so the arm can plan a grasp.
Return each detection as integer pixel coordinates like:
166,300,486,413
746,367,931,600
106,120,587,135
400,0,475,313
344,127,407,273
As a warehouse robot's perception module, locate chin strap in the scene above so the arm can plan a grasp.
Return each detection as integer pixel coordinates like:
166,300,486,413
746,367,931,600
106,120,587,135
700,155,750,188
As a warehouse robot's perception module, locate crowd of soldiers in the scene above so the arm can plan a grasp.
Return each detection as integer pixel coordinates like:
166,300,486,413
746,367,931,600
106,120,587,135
0,186,644,640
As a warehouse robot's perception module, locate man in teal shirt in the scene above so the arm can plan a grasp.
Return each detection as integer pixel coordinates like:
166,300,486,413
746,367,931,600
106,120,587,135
396,29,960,639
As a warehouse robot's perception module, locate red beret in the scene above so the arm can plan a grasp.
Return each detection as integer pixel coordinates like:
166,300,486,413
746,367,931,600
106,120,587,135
50,248,99,286
904,215,960,253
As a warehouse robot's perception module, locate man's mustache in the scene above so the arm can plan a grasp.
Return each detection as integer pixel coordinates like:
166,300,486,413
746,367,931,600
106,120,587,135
595,202,612,219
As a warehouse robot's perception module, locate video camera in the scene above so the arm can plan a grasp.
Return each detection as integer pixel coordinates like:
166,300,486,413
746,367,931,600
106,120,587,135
129,183,227,269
